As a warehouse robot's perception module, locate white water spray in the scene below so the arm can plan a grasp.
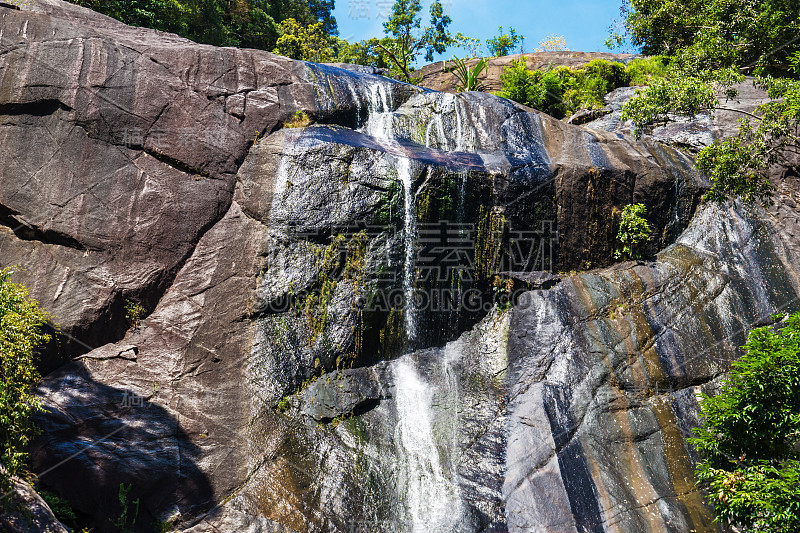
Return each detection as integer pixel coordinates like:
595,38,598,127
397,157,417,342
393,356,463,532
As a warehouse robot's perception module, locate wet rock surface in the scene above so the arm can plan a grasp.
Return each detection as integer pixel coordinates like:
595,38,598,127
2,2,799,532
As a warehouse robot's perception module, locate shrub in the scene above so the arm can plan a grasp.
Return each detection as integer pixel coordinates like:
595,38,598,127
498,58,535,107
498,57,667,118
0,268,51,489
449,56,489,92
124,299,146,330
38,489,78,526
691,313,800,532
535,34,568,52
113,483,140,532
284,110,312,128
625,56,668,86
614,203,651,260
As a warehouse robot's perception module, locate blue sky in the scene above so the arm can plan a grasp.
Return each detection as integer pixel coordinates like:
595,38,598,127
333,0,629,64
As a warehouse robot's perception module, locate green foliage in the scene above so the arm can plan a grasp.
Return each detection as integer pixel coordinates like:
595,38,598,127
448,56,488,92
695,76,800,204
614,203,651,260
113,483,140,532
497,58,535,108
0,268,50,490
621,67,742,129
293,232,369,359
283,110,312,128
486,26,524,57
274,18,332,62
492,275,514,312
330,37,391,69
618,2,800,204
451,32,482,59
38,489,78,526
124,299,146,330
498,58,660,118
690,313,800,532
68,0,334,52
276,396,290,413
614,0,800,76
624,56,668,85
374,0,453,82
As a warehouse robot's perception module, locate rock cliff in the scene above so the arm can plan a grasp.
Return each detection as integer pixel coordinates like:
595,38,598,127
1,2,798,532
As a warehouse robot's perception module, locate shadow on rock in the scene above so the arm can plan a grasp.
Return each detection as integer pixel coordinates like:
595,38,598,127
29,362,214,532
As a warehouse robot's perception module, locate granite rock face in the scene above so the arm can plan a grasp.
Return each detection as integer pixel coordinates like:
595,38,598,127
584,79,769,150
2,2,798,532
0,470,69,533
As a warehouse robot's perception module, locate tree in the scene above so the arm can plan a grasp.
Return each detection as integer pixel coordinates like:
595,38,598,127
452,33,482,59
614,0,800,75
535,34,568,53
690,313,800,532
616,0,800,204
273,18,333,62
330,37,392,69
374,0,453,83
0,268,51,490
486,26,524,57
614,203,651,260
67,0,331,52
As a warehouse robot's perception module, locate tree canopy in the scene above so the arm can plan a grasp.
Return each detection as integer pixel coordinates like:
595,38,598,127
691,313,800,532
374,0,454,82
69,0,336,51
616,0,800,75
615,0,800,204
0,268,51,489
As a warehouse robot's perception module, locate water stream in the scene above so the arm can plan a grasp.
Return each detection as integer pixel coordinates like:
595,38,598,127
355,77,465,531
393,355,463,532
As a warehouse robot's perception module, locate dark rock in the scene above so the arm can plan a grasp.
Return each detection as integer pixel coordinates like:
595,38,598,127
299,364,391,422
0,469,69,533
3,2,796,532
504,270,561,289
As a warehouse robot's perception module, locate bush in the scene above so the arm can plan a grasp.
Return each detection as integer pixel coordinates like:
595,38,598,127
448,56,489,92
498,56,667,118
691,313,800,532
625,56,668,85
38,489,78,527
0,268,51,489
614,203,651,260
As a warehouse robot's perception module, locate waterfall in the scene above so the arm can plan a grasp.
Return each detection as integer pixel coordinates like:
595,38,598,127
454,97,464,152
393,356,463,532
356,79,419,343
398,157,417,343
363,80,395,140
354,79,469,531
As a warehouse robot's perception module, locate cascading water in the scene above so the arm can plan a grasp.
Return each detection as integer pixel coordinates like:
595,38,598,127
353,76,467,531
397,157,418,343
393,356,464,533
